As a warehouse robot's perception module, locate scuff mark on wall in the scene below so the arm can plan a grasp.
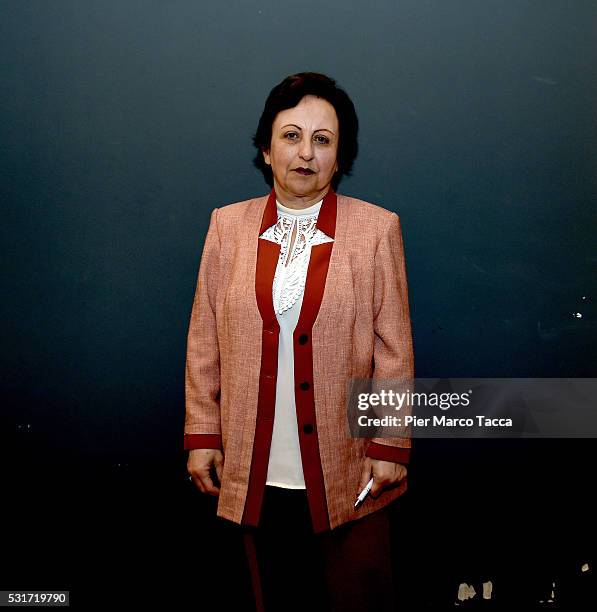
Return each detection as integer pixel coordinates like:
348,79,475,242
457,583,476,602
532,75,557,85
482,581,493,599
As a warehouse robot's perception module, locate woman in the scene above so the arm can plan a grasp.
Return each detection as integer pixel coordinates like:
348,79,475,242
185,72,414,611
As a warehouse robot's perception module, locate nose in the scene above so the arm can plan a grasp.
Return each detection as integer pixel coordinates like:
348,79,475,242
298,137,314,161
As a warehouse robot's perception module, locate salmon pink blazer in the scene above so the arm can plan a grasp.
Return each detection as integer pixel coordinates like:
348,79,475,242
184,187,414,532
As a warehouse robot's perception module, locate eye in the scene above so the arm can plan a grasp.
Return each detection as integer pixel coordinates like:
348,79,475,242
284,131,299,140
314,134,330,144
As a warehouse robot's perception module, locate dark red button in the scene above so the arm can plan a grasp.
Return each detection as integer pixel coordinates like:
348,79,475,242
298,333,309,345
303,424,314,434
299,381,310,391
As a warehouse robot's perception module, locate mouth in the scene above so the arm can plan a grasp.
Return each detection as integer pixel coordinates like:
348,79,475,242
293,167,315,176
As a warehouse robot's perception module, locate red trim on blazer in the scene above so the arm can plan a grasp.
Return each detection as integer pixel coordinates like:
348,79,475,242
242,187,337,534
184,433,222,450
365,441,411,465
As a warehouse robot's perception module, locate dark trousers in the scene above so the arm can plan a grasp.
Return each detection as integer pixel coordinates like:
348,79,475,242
241,485,396,612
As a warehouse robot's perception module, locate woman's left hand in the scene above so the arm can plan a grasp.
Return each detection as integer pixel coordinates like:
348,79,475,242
358,457,407,500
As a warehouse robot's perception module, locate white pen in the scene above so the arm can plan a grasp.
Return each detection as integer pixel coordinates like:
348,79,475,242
354,477,374,508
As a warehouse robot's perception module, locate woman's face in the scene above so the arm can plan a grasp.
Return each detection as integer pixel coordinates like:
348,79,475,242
263,95,339,205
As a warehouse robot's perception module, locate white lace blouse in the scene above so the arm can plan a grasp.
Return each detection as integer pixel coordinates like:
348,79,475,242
259,198,334,489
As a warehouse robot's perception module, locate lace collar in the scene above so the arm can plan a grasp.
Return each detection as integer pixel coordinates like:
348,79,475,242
259,200,334,314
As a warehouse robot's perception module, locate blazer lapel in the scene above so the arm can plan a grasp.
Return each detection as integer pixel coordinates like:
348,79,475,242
296,188,336,331
255,189,280,330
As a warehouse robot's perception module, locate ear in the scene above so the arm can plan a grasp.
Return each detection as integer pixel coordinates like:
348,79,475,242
262,147,271,166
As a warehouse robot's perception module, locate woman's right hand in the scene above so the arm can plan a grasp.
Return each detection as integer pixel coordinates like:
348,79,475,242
187,448,224,496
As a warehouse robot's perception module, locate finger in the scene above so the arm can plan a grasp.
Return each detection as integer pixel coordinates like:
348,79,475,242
369,463,388,498
214,457,224,484
200,471,220,496
370,479,386,498
389,464,406,484
189,473,206,494
358,459,372,492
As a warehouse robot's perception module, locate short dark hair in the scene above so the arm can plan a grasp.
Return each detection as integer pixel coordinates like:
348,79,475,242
252,72,359,189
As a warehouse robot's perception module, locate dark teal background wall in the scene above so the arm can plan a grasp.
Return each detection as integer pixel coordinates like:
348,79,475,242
2,1,595,608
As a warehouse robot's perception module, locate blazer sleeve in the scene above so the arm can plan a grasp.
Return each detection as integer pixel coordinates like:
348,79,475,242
365,212,414,464
183,207,223,451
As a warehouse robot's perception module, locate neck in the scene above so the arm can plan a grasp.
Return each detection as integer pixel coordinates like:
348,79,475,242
273,183,331,210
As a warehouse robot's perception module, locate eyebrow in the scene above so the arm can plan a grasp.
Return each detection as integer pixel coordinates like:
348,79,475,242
280,123,336,135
